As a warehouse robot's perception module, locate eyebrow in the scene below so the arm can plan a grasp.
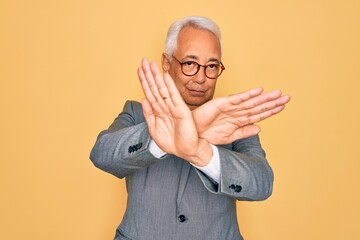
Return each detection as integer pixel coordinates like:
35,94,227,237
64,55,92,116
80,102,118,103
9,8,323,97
183,55,220,63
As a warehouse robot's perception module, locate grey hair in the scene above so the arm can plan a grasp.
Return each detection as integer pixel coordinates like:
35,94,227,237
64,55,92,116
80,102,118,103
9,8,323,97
165,16,222,58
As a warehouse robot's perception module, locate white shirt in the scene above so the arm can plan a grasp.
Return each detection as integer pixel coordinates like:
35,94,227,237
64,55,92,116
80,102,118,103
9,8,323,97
149,139,221,183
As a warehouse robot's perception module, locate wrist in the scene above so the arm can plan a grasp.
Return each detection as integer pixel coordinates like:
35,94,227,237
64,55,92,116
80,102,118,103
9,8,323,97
187,139,213,167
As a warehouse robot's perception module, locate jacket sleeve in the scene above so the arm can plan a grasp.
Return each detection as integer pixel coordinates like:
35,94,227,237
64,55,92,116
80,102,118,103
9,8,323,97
194,135,274,201
89,101,163,179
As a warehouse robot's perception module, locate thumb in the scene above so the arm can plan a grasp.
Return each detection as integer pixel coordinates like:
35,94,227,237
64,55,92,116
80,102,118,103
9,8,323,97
232,124,261,141
142,98,155,126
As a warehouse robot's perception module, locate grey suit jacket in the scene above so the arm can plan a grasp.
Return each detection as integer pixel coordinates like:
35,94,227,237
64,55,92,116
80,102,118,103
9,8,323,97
90,101,274,240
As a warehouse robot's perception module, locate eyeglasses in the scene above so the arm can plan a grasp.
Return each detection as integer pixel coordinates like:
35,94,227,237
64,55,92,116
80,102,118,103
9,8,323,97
172,56,225,79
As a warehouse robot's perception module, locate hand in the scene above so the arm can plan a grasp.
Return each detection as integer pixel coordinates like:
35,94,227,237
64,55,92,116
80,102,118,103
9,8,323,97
192,88,291,145
137,58,212,166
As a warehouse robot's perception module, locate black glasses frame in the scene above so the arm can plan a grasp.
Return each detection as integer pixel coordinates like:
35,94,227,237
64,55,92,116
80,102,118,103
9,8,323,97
172,56,225,79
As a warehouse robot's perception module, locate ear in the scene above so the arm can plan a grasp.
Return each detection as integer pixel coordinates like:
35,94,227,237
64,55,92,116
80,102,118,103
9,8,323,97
161,53,170,72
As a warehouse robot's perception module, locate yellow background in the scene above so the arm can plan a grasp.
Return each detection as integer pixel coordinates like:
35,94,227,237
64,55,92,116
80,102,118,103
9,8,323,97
1,0,359,239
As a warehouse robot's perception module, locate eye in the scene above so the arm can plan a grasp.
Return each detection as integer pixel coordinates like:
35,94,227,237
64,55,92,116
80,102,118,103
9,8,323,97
207,64,219,69
183,61,196,67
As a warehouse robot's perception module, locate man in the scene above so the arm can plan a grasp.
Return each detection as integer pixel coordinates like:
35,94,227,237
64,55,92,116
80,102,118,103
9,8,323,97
90,16,290,240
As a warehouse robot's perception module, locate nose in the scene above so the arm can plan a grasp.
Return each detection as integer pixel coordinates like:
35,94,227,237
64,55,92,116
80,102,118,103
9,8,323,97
193,66,206,84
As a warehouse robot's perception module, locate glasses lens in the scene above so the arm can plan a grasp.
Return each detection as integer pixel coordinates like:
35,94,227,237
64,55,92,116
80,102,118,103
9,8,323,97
181,61,199,76
205,64,222,78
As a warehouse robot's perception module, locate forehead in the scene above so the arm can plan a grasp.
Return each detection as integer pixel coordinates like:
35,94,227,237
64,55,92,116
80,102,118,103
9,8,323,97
175,26,221,60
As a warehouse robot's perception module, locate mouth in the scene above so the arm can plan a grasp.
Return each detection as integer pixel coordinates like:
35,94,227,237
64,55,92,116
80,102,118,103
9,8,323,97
187,88,207,97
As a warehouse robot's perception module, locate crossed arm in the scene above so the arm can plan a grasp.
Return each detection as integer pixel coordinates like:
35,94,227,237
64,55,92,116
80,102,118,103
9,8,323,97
137,58,291,166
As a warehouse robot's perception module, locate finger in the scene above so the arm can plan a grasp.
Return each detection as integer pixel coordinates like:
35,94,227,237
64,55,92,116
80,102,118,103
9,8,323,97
138,66,156,104
142,58,166,105
245,104,286,125
227,87,264,105
138,65,165,114
141,98,156,128
163,72,187,107
240,90,283,111
150,62,172,107
244,95,291,117
233,94,290,126
140,58,169,113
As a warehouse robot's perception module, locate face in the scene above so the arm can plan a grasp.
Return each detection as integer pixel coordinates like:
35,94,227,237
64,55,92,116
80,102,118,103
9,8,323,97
162,26,222,110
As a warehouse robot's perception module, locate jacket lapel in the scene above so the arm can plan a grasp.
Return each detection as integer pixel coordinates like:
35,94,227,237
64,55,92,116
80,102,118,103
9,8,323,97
176,159,191,208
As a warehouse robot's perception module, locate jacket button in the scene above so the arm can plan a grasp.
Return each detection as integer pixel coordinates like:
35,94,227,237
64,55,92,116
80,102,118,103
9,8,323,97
178,214,186,223
229,184,242,193
234,185,242,193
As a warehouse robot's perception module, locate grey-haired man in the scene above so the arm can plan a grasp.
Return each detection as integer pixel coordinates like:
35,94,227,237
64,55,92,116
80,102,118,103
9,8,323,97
91,16,290,240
